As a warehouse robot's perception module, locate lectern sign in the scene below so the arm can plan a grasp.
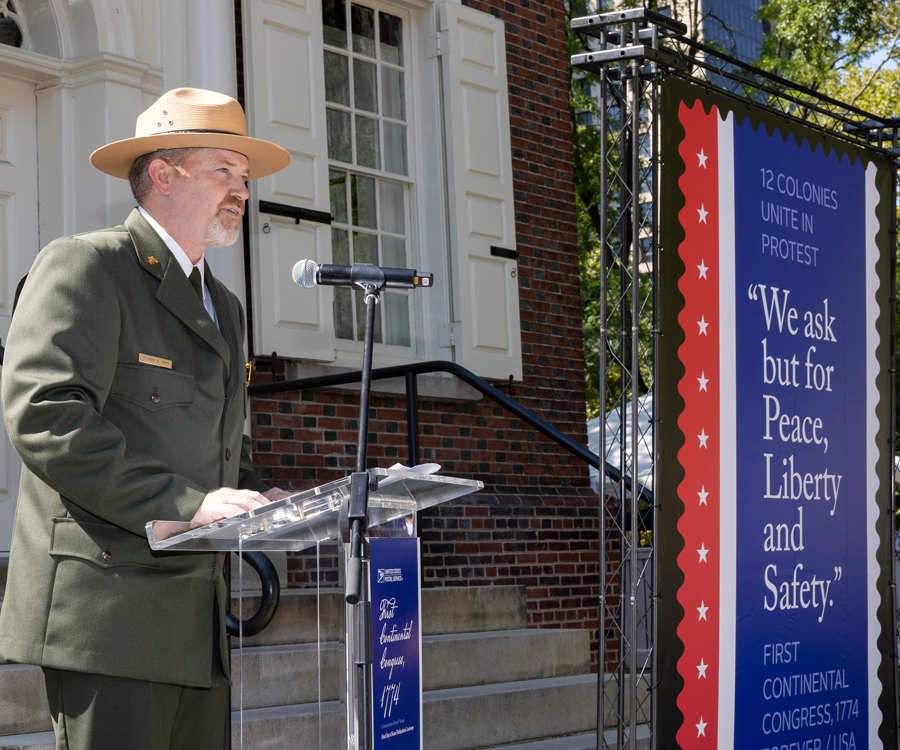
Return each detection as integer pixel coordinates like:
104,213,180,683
369,537,423,749
657,78,894,749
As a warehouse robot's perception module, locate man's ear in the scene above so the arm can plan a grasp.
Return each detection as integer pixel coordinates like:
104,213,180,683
147,158,174,197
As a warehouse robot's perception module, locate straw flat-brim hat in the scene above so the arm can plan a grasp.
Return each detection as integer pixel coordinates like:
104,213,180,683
90,88,291,180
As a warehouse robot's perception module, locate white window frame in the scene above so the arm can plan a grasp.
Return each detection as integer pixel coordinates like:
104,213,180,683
322,0,424,367
244,0,522,380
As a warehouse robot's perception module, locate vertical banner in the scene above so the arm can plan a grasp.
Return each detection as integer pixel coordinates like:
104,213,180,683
369,537,423,749
657,78,895,750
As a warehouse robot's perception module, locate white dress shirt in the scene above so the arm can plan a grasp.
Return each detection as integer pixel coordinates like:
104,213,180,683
138,206,219,328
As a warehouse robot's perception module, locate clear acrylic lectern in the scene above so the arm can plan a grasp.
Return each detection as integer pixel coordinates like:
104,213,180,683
147,468,482,552
145,467,482,749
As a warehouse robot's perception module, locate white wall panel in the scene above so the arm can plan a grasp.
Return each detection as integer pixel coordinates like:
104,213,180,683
245,0,336,361
439,1,521,381
0,77,36,550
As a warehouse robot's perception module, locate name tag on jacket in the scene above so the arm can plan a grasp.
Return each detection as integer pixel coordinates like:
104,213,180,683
138,353,173,369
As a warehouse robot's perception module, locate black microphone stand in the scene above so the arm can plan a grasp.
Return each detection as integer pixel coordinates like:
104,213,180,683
339,262,418,750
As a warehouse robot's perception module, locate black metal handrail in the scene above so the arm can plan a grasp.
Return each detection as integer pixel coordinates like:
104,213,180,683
226,551,281,637
249,359,652,502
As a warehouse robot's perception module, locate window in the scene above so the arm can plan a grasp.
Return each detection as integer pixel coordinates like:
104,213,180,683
0,1,25,49
323,0,413,348
245,0,521,378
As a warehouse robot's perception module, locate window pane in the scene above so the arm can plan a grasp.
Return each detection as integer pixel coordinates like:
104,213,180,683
381,68,405,121
322,0,347,49
324,51,350,105
379,12,403,65
326,108,352,163
353,231,378,265
332,227,350,265
355,115,381,170
379,181,404,235
383,122,407,176
353,59,378,114
381,236,406,268
329,170,348,224
351,4,375,57
351,175,377,229
355,288,383,342
353,230,382,344
384,293,410,347
334,289,354,340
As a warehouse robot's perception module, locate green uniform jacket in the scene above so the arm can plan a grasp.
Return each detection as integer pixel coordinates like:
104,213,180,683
0,209,268,687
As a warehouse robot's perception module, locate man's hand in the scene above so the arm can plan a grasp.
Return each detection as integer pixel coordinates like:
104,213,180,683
190,487,272,528
262,486,294,503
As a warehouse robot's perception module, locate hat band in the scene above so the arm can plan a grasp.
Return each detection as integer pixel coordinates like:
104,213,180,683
149,128,246,137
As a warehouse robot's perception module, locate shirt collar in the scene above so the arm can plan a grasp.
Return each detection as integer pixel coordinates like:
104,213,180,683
138,205,205,286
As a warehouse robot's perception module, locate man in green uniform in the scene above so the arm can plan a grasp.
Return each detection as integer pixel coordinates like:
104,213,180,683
0,88,291,749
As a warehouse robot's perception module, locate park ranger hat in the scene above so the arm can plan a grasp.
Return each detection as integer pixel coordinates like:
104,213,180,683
90,87,291,180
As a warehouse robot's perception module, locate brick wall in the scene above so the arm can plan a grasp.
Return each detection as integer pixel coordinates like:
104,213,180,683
249,386,588,489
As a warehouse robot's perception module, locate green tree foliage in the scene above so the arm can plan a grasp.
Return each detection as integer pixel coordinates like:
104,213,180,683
568,1,655,420
756,0,900,116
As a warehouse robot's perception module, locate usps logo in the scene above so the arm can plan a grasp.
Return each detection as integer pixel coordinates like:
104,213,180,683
378,568,403,583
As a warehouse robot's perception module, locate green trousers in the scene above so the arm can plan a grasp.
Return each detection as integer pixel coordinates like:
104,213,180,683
43,664,227,750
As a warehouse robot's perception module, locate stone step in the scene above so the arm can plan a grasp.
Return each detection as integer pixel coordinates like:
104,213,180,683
0,730,55,750
230,642,342,710
0,724,651,750
0,671,644,750
232,588,345,648
229,700,343,749
0,664,50,736
474,724,651,750
422,629,590,690
224,628,590,713
423,674,598,750
233,584,528,648
423,586,527,635
0,705,347,750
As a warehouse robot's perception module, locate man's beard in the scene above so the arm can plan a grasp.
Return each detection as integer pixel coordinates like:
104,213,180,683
204,204,243,247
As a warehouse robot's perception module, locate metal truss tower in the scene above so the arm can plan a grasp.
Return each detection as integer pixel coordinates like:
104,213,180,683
570,7,900,748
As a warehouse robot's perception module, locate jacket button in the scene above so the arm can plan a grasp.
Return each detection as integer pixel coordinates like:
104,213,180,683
150,393,160,403
101,551,112,561
225,448,232,461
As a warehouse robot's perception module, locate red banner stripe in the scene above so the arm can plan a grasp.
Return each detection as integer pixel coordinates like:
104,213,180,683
675,99,721,748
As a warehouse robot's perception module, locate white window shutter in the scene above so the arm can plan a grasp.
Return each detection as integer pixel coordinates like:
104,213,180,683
439,1,522,381
243,0,337,362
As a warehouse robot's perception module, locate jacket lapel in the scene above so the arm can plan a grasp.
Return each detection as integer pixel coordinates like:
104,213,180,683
125,209,232,373
205,264,242,396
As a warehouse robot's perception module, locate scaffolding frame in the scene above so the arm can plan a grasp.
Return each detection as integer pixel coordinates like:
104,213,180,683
570,8,900,748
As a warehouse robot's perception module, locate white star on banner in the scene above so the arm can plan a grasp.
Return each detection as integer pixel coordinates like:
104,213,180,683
698,149,708,168
698,544,709,563
698,316,709,335
697,717,707,737
698,486,709,505
697,204,708,223
698,372,709,391
698,430,709,449
697,659,708,678
697,601,708,620
698,260,708,279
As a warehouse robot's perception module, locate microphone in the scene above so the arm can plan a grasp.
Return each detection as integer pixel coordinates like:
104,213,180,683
291,260,433,290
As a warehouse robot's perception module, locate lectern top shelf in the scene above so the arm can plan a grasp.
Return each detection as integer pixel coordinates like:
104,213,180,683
145,468,483,552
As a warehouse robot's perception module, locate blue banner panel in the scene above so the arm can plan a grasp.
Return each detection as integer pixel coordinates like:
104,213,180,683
732,125,868,749
369,537,423,749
